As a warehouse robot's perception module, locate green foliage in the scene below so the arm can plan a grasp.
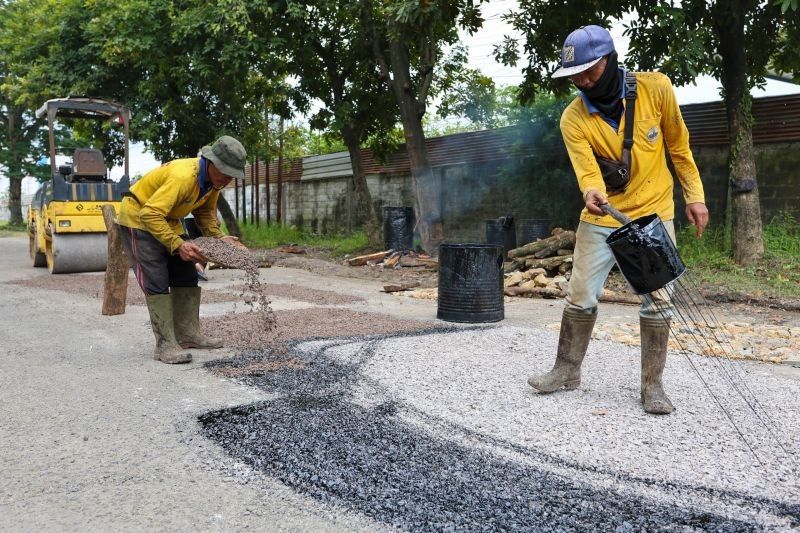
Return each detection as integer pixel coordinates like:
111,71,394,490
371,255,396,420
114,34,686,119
495,1,798,103
238,222,368,256
677,212,800,297
0,221,27,234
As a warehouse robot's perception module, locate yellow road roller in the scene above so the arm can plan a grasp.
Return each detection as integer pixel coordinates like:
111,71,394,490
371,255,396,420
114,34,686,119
29,97,132,274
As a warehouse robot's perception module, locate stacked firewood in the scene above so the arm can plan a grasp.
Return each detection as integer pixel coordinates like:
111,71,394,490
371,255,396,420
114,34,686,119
346,249,439,271
503,229,576,298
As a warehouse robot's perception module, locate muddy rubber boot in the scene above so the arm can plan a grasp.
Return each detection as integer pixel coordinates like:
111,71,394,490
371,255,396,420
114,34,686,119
528,308,597,393
640,316,674,414
171,286,223,349
145,294,192,364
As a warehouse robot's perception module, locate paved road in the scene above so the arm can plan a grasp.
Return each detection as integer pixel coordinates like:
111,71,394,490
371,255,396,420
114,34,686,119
1,233,797,531
0,235,382,531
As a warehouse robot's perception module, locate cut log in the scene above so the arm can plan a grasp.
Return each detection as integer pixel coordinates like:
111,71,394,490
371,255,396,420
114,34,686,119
383,281,421,293
347,250,392,266
101,205,129,316
383,252,401,268
509,231,575,258
524,255,573,270
504,286,565,298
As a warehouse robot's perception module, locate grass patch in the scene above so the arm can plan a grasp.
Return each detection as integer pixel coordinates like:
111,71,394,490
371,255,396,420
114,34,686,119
677,212,800,298
237,222,368,257
0,222,27,237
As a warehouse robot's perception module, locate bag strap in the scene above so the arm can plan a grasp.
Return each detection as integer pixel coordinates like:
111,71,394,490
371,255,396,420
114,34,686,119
621,72,637,169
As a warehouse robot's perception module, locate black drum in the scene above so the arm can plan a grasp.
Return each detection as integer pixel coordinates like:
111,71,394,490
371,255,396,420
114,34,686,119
437,244,505,323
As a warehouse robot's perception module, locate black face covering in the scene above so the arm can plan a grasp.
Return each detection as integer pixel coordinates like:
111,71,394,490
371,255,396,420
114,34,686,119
579,51,623,123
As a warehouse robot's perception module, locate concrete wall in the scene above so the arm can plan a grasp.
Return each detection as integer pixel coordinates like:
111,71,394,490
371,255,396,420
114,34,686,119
224,141,800,242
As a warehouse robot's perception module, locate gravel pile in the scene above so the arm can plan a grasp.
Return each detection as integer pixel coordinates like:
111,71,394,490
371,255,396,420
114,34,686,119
194,237,277,345
226,283,366,306
199,326,800,530
8,273,237,306
202,307,436,371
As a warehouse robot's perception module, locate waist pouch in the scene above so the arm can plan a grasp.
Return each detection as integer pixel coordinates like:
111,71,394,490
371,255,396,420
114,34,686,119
595,154,630,194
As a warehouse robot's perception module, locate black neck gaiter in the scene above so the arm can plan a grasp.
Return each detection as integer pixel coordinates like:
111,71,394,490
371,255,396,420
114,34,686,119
580,51,623,123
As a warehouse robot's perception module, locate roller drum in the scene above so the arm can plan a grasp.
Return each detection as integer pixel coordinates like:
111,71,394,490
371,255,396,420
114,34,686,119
47,232,108,274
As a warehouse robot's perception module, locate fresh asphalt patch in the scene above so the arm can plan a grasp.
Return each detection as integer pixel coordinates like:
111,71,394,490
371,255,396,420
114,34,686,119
200,327,800,531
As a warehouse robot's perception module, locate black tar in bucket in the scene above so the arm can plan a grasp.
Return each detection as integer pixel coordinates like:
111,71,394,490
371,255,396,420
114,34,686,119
606,214,685,295
437,243,504,323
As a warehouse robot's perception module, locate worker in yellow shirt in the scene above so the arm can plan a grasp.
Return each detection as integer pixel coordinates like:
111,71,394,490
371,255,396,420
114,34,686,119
118,136,246,364
528,26,709,414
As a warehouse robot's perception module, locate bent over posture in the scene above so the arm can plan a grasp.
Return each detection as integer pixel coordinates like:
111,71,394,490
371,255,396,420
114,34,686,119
528,26,709,414
118,135,246,364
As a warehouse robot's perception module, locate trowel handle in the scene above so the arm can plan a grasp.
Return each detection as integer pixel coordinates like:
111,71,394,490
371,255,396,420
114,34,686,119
600,203,632,225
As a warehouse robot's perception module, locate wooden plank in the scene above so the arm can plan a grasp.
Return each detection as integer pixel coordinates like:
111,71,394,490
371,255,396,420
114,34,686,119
101,205,129,316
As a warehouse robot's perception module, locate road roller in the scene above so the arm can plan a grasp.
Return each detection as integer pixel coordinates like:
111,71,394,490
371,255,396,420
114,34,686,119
29,98,132,274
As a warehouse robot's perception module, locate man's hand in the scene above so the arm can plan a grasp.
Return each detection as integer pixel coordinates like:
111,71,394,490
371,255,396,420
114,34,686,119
221,235,248,249
177,241,207,263
584,189,608,216
686,202,709,238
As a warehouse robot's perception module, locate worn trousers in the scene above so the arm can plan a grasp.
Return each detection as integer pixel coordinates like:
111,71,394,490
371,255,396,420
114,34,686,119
566,220,676,318
120,225,198,295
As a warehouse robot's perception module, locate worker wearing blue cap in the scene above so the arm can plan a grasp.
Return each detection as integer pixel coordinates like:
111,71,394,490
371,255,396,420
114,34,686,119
528,26,709,415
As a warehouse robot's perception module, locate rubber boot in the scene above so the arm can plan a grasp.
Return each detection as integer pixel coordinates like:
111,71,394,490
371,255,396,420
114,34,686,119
640,316,674,414
172,286,223,349
145,294,192,364
528,308,597,392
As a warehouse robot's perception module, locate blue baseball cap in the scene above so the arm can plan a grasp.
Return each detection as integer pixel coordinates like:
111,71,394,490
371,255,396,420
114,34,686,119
552,25,615,78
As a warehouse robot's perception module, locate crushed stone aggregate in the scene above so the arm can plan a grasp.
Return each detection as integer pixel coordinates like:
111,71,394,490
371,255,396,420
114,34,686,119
200,326,800,530
8,272,238,305
226,282,366,306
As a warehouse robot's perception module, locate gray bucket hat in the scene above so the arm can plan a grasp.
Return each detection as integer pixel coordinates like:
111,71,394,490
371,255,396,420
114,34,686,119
201,135,246,180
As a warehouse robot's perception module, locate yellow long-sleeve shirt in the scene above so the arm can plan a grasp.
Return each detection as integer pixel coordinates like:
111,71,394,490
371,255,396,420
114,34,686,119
118,158,224,253
560,71,705,227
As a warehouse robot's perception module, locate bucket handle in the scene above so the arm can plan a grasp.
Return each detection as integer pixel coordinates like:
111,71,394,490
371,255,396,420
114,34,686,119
600,202,632,225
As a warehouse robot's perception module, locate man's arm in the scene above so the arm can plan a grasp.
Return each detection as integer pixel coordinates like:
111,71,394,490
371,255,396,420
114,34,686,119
191,191,224,239
659,75,708,236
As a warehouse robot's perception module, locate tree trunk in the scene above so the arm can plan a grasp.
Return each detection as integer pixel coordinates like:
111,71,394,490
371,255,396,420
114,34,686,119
6,108,24,225
716,2,764,266
216,195,242,239
388,39,443,256
8,175,23,225
341,124,381,247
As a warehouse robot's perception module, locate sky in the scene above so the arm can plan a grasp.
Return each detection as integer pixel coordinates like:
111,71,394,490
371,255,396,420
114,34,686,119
8,1,800,195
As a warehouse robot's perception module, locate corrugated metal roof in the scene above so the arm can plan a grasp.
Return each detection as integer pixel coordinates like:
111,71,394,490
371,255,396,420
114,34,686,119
234,93,800,187
682,94,800,145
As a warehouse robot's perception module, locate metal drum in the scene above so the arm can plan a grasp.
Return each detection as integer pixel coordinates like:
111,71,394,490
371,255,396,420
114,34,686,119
517,219,551,245
485,217,517,259
383,206,415,251
437,243,504,323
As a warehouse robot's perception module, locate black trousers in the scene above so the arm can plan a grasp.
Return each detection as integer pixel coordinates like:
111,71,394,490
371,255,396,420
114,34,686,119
120,225,198,295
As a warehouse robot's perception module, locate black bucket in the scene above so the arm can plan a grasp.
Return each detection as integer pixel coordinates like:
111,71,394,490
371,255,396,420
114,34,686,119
517,219,551,245
485,216,517,258
383,206,415,251
606,214,685,295
437,243,505,323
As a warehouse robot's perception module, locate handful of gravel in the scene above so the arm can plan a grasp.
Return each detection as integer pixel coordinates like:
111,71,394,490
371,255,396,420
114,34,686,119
192,237,277,344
